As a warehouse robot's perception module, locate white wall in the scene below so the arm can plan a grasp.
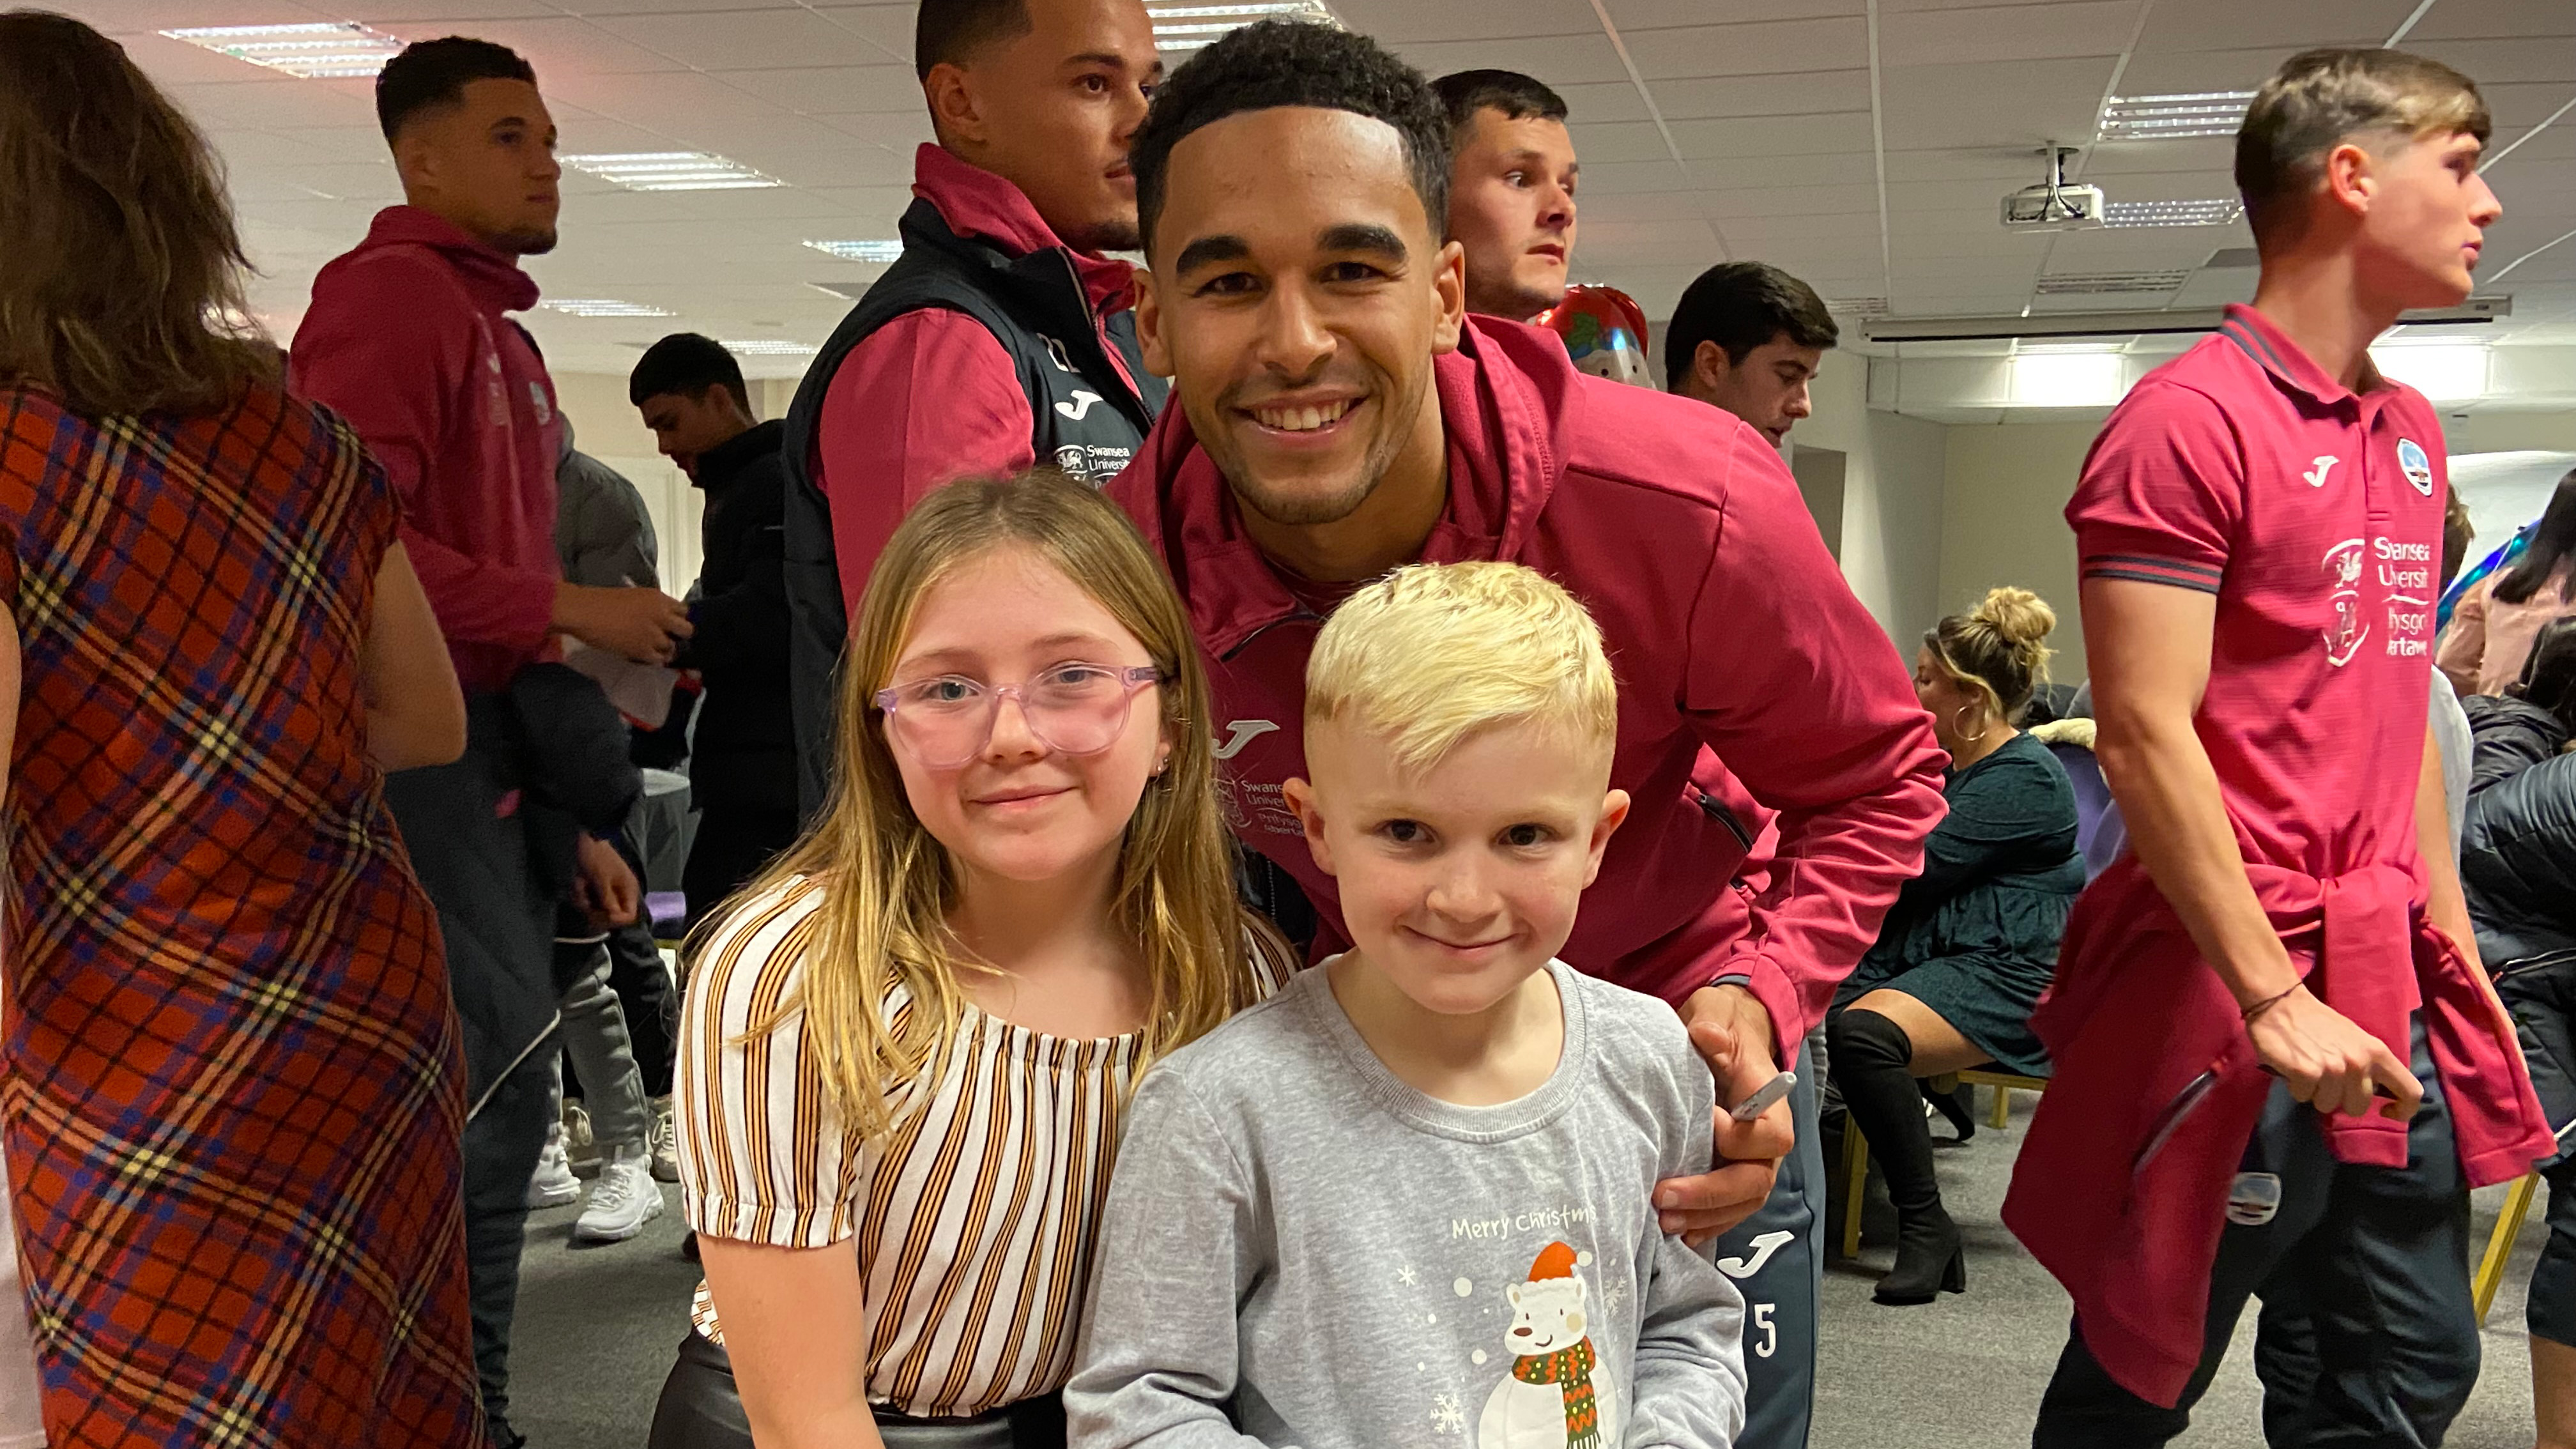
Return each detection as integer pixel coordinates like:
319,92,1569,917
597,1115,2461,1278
1795,356,1948,648
1929,408,2576,689
1937,420,2097,683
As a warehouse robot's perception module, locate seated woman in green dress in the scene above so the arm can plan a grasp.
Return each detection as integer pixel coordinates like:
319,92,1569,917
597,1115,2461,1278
1828,586,2087,1308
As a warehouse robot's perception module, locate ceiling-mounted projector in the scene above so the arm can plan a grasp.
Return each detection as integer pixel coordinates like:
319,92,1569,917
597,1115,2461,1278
2002,146,2104,231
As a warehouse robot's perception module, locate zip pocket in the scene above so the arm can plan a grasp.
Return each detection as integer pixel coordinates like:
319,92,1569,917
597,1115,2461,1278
1696,790,1756,850
2131,1067,2221,1178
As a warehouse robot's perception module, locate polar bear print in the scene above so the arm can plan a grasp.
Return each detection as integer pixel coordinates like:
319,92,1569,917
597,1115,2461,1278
1477,1242,1616,1449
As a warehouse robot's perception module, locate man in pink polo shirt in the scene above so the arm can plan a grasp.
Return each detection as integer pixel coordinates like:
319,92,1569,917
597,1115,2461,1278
2007,49,2552,1446
1108,24,1948,1446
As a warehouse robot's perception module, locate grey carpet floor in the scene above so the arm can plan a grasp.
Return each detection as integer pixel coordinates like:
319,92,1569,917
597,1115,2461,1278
510,1094,2550,1448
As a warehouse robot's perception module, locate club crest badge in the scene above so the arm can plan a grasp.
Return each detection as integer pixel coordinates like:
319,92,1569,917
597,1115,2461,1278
2398,438,2434,496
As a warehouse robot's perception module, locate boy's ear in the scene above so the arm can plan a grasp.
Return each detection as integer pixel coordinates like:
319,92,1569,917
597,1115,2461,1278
1282,776,1336,878
1581,788,1631,891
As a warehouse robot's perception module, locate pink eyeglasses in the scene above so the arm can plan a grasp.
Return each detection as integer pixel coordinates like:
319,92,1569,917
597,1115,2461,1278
875,663,1163,769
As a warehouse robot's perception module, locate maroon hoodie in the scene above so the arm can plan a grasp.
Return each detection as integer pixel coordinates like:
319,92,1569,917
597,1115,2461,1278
1108,318,1949,1051
292,206,563,694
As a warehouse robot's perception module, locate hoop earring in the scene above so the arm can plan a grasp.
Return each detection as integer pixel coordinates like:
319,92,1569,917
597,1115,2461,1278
1954,703,1989,744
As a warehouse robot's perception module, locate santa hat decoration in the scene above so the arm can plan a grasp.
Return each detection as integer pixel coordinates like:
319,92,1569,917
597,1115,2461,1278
1528,1241,1579,1281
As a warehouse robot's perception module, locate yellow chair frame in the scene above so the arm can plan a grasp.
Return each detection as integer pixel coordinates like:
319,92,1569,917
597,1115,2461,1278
2474,1172,2541,1326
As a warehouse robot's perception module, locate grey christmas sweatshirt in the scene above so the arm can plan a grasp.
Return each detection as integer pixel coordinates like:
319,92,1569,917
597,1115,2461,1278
1065,960,1747,1449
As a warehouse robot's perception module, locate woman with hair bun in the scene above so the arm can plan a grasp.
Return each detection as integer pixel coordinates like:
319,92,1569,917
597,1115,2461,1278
1827,586,2087,1306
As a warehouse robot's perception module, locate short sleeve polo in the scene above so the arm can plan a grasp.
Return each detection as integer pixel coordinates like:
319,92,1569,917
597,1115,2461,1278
2065,305,2448,880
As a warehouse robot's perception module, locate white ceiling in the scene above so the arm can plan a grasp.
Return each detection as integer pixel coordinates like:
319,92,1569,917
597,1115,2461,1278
50,0,2576,388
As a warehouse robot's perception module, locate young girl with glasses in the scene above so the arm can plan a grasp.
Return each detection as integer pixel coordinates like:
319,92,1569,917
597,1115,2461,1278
650,471,1289,1449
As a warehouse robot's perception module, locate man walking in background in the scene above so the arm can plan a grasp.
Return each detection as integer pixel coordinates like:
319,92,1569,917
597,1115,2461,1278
2011,48,2549,1446
632,333,799,920
780,0,1167,813
290,36,689,1448
1666,261,1839,450
1433,69,1578,325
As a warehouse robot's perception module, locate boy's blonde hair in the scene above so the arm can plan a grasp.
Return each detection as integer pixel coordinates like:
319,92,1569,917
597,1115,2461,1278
1305,561,1617,775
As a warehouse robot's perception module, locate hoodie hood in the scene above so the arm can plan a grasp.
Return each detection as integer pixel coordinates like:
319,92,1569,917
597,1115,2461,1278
1115,315,1572,656
318,205,542,318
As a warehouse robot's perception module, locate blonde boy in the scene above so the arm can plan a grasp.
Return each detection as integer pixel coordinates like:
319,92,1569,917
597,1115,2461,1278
1067,562,1746,1449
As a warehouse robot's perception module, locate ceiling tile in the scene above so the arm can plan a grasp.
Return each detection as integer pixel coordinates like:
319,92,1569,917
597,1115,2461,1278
703,64,922,116
1551,80,1653,125
1602,0,1862,26
2132,0,2412,52
805,6,913,61
2406,0,2576,42
1392,33,1631,87
1572,158,1697,194
1880,56,2115,154
1648,69,1874,120
1876,1,2136,65
590,7,900,68
1337,0,1597,45
1666,111,1877,158
1627,16,1869,80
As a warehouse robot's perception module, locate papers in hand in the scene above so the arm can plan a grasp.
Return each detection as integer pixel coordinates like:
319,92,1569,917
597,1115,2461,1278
563,641,677,728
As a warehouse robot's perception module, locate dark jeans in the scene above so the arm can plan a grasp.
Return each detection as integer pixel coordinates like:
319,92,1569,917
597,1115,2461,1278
2496,952,2576,1347
2032,1020,2477,1448
463,1046,555,1446
647,1331,1064,1448
683,806,800,933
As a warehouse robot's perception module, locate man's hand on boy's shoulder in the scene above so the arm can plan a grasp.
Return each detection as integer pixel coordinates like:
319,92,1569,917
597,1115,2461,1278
1655,985,1793,1247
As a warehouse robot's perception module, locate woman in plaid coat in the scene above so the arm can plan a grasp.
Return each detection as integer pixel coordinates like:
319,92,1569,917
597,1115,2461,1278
0,15,487,1446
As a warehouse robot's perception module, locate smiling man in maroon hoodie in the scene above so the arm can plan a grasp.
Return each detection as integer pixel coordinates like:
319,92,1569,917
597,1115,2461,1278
779,0,1165,813
288,38,690,1449
1108,24,1947,1447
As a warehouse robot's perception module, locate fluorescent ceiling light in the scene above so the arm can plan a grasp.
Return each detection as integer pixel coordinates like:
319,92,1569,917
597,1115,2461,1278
2370,341,2488,400
2034,270,2190,296
2103,199,2243,228
541,298,674,318
1145,0,1337,51
2009,352,2128,407
160,22,404,79
805,240,904,263
2016,339,2129,355
562,152,781,192
2099,91,2255,141
1825,296,1890,319
722,340,820,356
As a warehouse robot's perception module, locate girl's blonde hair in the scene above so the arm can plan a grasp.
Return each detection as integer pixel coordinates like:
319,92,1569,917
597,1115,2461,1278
694,471,1257,1137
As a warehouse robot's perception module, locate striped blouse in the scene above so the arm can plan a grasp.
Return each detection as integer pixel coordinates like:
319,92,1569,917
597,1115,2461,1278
675,875,1290,1419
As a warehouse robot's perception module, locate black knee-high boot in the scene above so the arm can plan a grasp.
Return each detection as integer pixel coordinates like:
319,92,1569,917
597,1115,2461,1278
1828,1008,1965,1305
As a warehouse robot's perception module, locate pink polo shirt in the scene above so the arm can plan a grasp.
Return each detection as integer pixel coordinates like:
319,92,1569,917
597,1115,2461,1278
2013,306,2552,1410
2067,303,2449,881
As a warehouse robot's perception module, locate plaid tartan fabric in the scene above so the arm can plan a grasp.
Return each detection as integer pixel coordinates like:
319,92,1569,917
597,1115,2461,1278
0,386,486,1448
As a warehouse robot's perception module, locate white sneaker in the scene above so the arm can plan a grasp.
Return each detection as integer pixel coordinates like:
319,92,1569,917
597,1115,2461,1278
526,1125,579,1210
573,1145,664,1243
649,1096,680,1184
562,1098,599,1177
